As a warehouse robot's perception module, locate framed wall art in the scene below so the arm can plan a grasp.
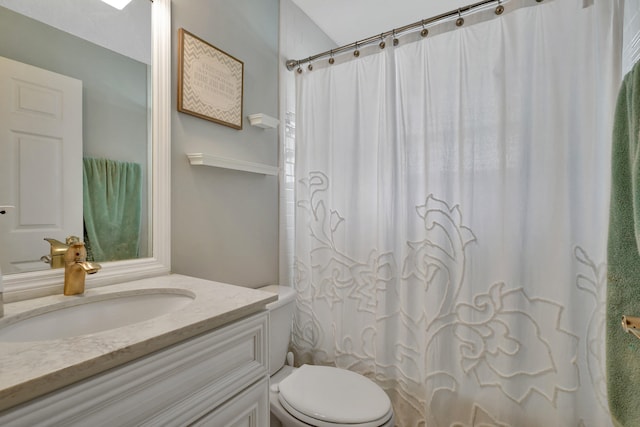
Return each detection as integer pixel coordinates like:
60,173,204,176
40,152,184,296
177,28,244,130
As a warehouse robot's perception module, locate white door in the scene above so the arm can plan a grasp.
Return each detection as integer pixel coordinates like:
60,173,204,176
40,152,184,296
0,56,82,273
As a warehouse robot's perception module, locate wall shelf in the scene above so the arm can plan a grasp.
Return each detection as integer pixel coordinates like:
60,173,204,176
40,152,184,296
247,113,279,129
186,153,279,176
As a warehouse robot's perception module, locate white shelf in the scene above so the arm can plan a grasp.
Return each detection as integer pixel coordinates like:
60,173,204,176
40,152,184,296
247,113,279,129
186,153,278,176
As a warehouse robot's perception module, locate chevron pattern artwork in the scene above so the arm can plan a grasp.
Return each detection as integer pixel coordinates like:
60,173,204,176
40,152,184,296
178,29,244,129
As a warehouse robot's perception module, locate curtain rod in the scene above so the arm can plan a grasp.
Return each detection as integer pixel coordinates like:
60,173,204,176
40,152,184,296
286,0,538,71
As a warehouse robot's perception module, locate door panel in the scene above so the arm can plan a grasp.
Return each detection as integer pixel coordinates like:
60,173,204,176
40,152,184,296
0,56,82,273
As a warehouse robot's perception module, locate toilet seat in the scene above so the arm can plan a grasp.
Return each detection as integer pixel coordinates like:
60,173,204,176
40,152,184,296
277,364,393,427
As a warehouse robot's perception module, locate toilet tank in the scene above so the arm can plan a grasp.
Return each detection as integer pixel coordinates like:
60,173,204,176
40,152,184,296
259,285,296,375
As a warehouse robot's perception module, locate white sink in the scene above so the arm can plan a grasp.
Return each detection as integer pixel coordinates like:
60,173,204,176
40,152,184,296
0,290,195,342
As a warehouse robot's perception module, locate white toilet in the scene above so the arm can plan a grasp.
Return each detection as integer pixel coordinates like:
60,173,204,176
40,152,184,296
260,285,395,427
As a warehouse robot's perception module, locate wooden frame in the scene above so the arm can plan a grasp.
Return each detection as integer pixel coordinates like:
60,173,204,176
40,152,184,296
177,28,244,130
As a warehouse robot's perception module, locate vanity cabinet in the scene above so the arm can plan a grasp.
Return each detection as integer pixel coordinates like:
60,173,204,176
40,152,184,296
0,311,269,426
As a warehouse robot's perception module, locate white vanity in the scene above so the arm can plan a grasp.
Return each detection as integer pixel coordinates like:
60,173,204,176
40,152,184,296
0,274,277,425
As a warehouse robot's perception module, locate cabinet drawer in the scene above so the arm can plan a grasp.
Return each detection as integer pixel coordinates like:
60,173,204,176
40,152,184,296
190,377,269,427
0,311,268,426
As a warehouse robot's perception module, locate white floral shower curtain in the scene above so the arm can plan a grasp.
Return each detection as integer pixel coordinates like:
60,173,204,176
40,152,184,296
291,0,622,426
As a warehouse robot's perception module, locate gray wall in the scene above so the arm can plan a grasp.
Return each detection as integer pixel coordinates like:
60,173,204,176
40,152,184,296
171,0,280,287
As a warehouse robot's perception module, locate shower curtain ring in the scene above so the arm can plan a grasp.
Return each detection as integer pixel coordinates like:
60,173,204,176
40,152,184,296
354,42,360,57
307,57,313,71
328,50,335,65
393,30,399,46
379,33,386,49
495,0,504,15
456,9,464,27
420,20,429,37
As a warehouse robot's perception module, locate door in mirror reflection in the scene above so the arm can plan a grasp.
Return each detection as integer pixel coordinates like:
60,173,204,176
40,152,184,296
0,56,83,274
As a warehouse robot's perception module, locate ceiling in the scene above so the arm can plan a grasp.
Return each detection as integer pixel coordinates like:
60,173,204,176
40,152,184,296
290,0,472,46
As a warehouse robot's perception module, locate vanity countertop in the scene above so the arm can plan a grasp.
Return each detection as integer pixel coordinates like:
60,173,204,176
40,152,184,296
0,274,277,412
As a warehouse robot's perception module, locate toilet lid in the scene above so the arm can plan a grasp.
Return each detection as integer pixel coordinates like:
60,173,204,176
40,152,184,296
277,365,392,425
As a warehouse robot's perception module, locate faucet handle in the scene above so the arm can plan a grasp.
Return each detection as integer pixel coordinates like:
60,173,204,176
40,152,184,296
65,235,80,245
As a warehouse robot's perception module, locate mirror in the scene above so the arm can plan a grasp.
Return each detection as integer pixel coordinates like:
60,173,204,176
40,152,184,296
1,0,170,301
0,0,150,274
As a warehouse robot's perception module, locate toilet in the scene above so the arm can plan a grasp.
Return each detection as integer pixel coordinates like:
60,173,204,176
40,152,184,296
260,285,395,427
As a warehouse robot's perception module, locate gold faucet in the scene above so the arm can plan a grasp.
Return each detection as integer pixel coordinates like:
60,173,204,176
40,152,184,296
42,236,80,269
63,241,101,295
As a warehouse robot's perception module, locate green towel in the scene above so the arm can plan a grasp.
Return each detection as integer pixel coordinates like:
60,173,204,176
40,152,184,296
83,157,142,262
607,61,640,427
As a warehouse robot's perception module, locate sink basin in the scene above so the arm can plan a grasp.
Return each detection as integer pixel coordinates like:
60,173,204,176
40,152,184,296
0,290,195,342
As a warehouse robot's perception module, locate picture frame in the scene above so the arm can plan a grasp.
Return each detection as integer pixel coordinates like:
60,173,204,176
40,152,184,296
177,28,244,130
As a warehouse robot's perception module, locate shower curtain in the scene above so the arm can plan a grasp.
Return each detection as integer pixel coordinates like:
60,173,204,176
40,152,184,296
291,0,622,426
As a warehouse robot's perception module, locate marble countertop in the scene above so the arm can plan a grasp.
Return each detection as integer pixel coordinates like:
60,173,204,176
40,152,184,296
0,274,277,412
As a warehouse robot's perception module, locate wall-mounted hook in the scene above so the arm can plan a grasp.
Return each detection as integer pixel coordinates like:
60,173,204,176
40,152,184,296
622,315,640,340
